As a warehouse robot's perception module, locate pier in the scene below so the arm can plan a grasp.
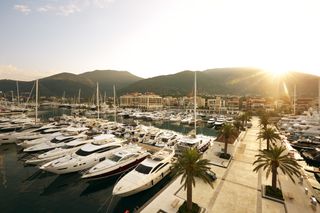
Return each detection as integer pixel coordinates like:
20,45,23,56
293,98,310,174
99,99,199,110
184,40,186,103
140,117,320,213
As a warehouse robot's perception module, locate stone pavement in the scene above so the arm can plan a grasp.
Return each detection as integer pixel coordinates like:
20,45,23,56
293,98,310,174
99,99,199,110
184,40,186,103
140,117,319,213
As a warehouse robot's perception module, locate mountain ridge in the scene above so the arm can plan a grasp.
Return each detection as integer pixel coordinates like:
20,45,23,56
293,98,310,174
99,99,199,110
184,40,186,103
0,68,318,98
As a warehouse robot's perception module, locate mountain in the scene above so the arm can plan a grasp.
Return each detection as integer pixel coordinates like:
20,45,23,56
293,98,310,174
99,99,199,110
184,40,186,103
120,68,319,97
0,70,143,99
0,68,318,99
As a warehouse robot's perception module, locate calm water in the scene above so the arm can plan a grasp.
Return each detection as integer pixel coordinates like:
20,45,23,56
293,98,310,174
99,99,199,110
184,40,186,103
0,108,217,213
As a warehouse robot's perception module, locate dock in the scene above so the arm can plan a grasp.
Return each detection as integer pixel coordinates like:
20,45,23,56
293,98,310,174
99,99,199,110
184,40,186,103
140,116,320,213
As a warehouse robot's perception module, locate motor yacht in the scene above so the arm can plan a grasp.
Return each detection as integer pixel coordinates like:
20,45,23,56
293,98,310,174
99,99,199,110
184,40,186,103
143,128,162,145
0,123,61,145
40,138,125,174
154,131,180,147
23,132,88,153
25,134,115,165
81,144,150,180
112,147,175,197
175,134,213,155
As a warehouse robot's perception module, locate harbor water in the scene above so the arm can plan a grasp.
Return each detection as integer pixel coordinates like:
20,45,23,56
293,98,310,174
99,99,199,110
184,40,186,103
0,108,218,212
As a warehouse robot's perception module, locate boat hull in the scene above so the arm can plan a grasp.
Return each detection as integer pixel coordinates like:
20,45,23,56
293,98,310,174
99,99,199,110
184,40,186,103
82,155,148,180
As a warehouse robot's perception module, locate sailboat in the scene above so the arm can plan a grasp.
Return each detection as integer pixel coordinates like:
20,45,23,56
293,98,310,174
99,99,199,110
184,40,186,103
174,71,214,155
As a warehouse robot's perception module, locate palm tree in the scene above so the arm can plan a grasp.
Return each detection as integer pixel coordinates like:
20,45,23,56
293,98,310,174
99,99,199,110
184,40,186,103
172,148,213,213
257,127,280,150
233,119,243,131
218,124,238,159
259,113,270,130
253,145,301,190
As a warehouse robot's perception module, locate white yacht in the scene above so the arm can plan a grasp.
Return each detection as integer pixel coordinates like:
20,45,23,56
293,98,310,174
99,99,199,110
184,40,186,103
112,147,175,197
19,132,62,148
23,133,88,153
143,128,162,145
175,134,213,155
25,134,115,165
81,144,150,179
154,131,180,147
0,123,62,145
40,138,125,174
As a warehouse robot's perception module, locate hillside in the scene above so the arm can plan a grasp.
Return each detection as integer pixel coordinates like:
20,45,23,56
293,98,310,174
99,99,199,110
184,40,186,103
120,68,319,97
0,68,318,99
0,70,143,99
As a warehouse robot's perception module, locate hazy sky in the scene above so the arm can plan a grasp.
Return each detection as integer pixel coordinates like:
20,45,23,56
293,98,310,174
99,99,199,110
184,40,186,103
1,0,320,80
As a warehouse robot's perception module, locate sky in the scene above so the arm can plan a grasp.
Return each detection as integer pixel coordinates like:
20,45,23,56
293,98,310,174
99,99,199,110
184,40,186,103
0,0,320,81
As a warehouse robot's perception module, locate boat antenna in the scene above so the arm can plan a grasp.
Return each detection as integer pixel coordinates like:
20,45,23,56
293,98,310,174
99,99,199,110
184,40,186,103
194,71,197,135
35,79,38,125
113,84,117,122
97,82,100,119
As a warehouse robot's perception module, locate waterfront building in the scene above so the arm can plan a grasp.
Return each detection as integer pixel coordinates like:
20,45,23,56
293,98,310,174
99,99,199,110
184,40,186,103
119,93,163,110
163,96,179,108
225,96,240,114
296,97,314,114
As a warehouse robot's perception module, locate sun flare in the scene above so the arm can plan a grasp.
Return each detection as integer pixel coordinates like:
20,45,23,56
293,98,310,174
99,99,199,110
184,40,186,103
263,67,289,79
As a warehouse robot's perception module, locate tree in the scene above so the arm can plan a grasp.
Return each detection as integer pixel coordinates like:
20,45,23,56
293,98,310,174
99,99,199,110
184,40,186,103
239,112,251,127
233,119,243,131
218,124,238,159
253,145,301,190
259,113,270,130
257,127,281,151
172,148,213,213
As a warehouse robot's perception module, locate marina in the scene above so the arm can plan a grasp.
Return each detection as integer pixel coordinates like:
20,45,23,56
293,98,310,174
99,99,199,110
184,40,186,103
0,107,219,212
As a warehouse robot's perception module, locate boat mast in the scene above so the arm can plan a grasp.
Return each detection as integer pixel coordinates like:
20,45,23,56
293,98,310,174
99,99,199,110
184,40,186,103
318,78,320,114
11,91,14,103
16,81,20,105
113,85,117,122
293,84,296,115
97,82,100,119
194,71,197,135
78,89,81,104
35,80,38,125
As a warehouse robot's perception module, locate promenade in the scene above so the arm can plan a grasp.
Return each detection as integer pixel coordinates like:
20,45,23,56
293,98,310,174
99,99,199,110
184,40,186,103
140,117,320,213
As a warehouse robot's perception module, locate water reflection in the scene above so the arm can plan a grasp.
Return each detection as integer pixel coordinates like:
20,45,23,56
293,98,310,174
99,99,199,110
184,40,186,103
81,177,117,196
0,155,7,188
41,173,81,196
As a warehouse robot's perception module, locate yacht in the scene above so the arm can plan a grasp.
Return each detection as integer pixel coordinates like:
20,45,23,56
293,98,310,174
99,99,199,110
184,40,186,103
24,134,114,165
19,132,62,148
81,144,150,179
143,128,163,145
0,123,61,145
207,118,216,127
112,147,175,197
154,131,180,147
175,134,213,155
40,138,125,174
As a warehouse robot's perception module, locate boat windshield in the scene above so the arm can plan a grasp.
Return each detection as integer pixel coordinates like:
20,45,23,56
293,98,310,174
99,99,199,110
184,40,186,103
109,154,122,162
135,164,152,174
75,149,92,156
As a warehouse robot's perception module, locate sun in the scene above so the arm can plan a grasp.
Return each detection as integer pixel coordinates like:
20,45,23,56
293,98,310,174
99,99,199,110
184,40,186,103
263,67,290,79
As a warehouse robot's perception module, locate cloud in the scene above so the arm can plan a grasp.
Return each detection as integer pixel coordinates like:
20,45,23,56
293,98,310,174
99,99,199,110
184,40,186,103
37,5,55,13
92,0,115,8
57,3,82,16
34,0,115,16
14,4,31,15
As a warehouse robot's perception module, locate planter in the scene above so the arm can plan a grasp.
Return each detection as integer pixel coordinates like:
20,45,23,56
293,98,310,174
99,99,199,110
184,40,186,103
261,185,284,203
219,153,231,160
177,201,200,213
